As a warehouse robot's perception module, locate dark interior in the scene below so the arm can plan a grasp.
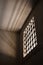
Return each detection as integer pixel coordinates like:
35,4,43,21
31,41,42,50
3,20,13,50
20,0,43,65
0,0,43,65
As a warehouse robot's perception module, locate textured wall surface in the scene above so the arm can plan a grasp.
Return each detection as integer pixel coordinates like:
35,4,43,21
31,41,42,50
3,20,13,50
0,0,32,31
0,30,18,57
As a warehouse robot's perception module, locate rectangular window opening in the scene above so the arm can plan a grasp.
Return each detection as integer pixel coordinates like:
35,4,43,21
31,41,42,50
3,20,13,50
23,17,38,57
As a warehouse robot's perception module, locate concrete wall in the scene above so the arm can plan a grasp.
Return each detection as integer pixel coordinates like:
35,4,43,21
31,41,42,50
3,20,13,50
0,30,20,64
20,0,43,65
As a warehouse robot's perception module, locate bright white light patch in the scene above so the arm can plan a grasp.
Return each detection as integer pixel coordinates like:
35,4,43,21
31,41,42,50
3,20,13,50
23,17,37,57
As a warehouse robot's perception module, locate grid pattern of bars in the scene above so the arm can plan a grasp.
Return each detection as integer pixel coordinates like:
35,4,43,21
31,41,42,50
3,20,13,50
23,17,37,57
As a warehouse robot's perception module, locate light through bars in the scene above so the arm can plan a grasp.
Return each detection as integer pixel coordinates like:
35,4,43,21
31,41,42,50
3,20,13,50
23,17,37,57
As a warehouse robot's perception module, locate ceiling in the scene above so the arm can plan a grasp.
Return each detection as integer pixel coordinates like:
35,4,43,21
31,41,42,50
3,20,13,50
0,0,32,31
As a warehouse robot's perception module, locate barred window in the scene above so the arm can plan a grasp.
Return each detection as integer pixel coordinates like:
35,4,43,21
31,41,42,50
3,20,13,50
23,17,37,57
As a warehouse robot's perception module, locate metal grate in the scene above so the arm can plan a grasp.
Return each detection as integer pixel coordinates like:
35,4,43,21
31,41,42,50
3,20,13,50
23,17,37,57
